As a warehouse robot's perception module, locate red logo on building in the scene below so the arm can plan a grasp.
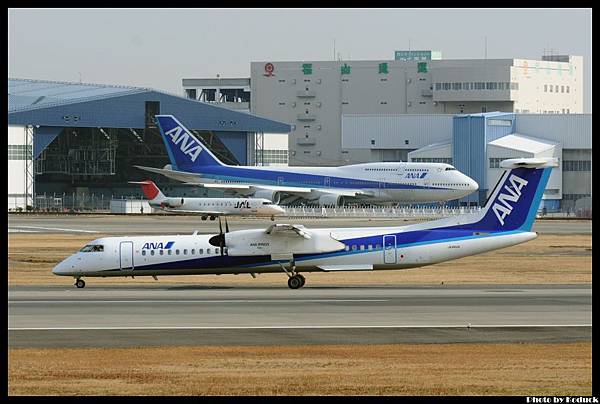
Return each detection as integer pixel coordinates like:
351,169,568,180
264,63,275,77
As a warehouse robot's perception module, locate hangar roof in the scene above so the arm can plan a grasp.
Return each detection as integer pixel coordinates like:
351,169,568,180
8,78,291,133
8,78,153,112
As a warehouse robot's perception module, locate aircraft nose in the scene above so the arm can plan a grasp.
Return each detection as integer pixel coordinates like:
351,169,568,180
274,205,286,215
468,178,479,192
52,256,75,276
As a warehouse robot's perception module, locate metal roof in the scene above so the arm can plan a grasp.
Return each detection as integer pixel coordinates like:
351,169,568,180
8,78,148,112
8,78,292,133
488,133,559,154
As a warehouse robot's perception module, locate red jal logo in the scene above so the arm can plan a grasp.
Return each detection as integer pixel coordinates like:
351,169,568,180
264,63,274,76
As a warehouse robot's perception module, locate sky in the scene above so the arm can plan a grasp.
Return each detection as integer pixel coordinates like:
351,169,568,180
8,8,592,112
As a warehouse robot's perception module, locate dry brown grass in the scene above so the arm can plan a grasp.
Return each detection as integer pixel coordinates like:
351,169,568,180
8,232,591,286
8,342,591,396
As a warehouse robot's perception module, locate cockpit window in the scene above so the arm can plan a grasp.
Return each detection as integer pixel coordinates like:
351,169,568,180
445,167,457,171
262,202,271,205
79,245,104,252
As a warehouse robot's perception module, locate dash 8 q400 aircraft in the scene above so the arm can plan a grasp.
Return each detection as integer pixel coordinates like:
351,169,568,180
54,158,556,289
135,115,478,205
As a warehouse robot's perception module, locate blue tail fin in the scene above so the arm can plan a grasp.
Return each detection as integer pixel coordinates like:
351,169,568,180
466,158,558,232
155,115,224,171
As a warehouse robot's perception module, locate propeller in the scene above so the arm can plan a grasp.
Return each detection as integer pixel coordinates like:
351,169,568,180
209,217,230,256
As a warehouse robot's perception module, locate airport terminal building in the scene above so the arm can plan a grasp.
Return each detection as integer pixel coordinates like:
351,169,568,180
8,78,290,210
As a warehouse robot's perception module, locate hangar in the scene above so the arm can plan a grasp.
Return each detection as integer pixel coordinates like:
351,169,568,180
8,78,291,210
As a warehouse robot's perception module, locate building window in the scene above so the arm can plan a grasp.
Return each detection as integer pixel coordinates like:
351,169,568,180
7,145,32,160
567,86,570,93
563,160,591,172
549,85,553,92
435,83,441,90
544,84,547,92
411,157,452,164
561,86,564,93
555,85,559,92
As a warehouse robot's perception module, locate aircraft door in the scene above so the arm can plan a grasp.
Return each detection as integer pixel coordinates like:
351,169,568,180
119,241,134,271
383,235,397,264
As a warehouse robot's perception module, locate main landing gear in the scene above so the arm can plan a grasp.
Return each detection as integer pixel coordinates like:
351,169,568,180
279,260,306,289
75,278,85,288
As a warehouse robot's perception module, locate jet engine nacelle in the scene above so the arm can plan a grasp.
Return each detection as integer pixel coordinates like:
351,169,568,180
253,190,281,204
318,194,346,207
163,164,173,171
161,198,184,208
225,229,345,257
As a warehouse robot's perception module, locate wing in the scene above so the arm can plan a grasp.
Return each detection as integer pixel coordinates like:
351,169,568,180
265,224,312,239
135,165,201,183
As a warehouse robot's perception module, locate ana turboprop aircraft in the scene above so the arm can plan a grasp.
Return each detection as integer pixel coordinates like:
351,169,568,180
135,115,479,206
131,179,284,220
54,158,556,289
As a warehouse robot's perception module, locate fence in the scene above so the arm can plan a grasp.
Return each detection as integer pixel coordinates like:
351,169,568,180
8,195,592,219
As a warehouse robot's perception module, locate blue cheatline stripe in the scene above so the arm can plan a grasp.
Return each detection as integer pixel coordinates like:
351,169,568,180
520,167,552,232
240,229,526,268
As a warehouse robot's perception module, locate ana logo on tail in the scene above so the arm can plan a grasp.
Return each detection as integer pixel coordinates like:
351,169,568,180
165,126,203,162
492,174,529,226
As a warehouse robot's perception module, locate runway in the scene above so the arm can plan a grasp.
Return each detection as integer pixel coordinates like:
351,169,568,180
8,214,592,234
9,285,591,348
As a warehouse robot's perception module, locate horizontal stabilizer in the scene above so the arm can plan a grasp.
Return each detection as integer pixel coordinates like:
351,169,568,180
499,157,559,169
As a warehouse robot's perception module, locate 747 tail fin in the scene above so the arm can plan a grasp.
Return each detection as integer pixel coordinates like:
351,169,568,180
155,115,225,171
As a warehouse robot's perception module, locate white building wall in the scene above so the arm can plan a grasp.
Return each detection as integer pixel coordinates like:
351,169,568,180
8,125,28,210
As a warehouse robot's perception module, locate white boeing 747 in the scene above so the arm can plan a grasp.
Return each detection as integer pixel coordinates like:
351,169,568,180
54,158,556,289
135,115,478,206
131,180,284,220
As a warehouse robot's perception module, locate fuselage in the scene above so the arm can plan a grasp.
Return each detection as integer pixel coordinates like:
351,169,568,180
52,225,536,278
152,197,285,217
184,161,479,203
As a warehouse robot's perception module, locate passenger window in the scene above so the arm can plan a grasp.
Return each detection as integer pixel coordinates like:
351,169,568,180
375,244,381,249
142,250,146,256
345,245,349,251
352,245,357,251
360,245,365,250
159,250,164,255
168,250,172,255
191,249,195,254
216,247,220,255
207,248,211,254
183,249,188,255
176,249,180,255
151,250,155,256
199,248,203,254
368,244,373,250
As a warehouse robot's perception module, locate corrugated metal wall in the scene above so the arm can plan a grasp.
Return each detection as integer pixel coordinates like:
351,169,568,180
453,115,485,205
515,114,591,149
342,114,453,149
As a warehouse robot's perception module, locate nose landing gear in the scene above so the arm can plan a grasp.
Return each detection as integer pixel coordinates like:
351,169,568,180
74,278,86,288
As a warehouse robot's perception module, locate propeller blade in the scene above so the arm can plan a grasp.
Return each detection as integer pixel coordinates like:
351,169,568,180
225,218,229,233
218,216,223,235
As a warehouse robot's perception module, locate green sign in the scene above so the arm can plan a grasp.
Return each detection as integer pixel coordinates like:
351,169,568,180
341,63,351,75
302,63,312,75
378,63,388,74
417,62,428,73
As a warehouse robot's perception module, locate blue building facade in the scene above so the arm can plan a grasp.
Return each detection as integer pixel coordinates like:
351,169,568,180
452,112,515,205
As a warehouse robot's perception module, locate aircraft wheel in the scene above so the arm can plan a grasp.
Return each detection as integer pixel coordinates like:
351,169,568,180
288,275,303,289
210,216,216,221
201,216,207,221
75,279,85,289
297,274,306,287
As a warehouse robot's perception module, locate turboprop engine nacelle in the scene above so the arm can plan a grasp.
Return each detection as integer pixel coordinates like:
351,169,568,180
225,229,345,257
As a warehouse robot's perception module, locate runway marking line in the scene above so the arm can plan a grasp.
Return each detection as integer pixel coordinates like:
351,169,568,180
9,299,389,304
8,324,592,331
9,226,99,233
